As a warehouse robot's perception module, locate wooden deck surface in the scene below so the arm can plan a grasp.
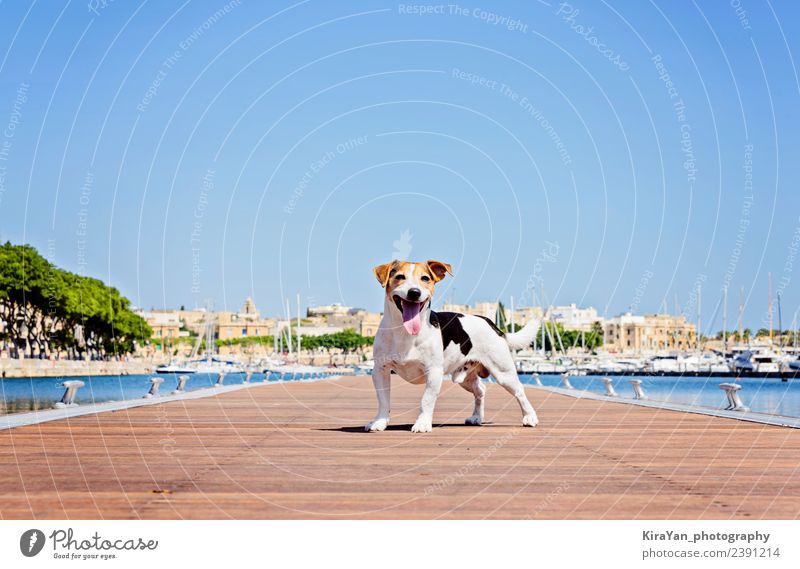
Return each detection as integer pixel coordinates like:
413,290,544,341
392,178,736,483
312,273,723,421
1,376,799,519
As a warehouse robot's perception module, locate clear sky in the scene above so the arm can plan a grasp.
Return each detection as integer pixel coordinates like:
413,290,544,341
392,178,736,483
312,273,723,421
0,0,798,333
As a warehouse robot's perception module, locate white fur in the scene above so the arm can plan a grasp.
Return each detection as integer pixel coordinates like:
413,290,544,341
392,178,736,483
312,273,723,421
366,272,540,433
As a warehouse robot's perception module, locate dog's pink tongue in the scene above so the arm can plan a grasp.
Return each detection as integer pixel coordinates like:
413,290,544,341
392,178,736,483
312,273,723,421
401,300,423,335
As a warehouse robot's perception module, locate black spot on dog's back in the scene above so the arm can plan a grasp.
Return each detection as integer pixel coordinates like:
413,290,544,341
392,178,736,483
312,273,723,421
477,315,505,337
431,311,472,356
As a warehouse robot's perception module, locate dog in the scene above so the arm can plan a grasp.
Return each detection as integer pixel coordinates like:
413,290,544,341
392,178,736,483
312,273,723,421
366,259,541,433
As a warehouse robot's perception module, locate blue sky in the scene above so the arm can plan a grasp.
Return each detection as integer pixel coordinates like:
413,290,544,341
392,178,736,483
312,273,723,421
0,0,798,332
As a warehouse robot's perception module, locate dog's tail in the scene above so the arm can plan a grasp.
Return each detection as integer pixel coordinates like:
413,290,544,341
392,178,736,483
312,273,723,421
505,318,541,350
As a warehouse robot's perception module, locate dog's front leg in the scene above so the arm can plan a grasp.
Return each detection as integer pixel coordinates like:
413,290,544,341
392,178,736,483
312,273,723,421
411,367,443,433
365,368,391,432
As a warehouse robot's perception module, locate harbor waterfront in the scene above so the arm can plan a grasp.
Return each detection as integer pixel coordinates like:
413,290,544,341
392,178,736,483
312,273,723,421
0,369,350,415
519,374,799,418
2,369,798,420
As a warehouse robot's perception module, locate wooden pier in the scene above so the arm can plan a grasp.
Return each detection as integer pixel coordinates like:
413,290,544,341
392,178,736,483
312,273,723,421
0,376,798,519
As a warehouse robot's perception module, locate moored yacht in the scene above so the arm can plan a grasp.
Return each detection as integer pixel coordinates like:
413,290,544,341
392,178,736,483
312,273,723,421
155,361,196,374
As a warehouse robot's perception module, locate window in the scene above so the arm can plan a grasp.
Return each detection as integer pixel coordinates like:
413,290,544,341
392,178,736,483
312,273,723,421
242,328,247,336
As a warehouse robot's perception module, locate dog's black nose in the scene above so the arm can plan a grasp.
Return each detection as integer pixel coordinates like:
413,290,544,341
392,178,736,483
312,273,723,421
406,288,421,301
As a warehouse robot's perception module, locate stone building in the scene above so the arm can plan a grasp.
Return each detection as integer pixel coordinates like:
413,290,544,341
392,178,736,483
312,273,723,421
604,313,696,353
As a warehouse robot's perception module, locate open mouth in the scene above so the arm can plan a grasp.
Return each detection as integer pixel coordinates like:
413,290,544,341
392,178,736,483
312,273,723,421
393,295,426,335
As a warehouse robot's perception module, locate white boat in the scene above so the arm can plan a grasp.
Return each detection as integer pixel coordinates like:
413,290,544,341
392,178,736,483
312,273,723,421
593,357,645,373
732,348,783,374
680,353,730,374
514,356,568,374
189,356,245,374
649,353,730,374
155,361,196,374
648,355,681,373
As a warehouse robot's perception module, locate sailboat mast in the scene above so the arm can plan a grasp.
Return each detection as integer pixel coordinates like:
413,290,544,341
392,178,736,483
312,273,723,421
769,272,773,343
739,286,744,343
794,308,799,350
697,283,702,352
296,293,302,355
205,300,214,360
540,285,546,355
285,298,293,355
777,291,782,351
723,286,728,354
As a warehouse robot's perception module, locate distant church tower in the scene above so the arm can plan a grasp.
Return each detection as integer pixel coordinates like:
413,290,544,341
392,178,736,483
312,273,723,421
241,297,259,319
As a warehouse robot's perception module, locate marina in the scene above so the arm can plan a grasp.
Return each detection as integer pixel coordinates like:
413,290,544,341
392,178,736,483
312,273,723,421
520,374,799,418
0,368,350,415
0,375,798,519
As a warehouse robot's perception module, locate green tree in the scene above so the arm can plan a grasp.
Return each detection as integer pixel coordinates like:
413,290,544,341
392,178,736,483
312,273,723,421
0,242,150,359
495,302,507,331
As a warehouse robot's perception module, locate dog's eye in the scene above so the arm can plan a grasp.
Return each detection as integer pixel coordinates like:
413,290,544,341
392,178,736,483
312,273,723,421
395,274,405,280
420,275,431,282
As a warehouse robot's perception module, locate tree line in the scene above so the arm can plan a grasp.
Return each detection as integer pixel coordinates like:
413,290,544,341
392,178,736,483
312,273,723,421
0,242,152,359
217,328,374,353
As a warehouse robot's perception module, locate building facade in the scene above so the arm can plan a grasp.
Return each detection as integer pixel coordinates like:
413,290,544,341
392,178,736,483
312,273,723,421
306,305,382,337
546,304,602,332
138,310,183,352
604,313,696,353
216,298,276,340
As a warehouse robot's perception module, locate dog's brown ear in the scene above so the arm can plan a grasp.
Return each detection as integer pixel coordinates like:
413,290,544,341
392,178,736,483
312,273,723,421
426,260,453,282
373,261,397,287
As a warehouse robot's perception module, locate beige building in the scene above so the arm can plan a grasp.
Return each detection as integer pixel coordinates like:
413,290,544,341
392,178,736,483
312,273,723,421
307,303,351,318
175,308,209,335
510,306,544,327
357,311,382,337
441,302,500,319
307,305,382,337
138,310,183,352
546,304,602,331
604,313,696,353
294,325,345,337
216,298,276,341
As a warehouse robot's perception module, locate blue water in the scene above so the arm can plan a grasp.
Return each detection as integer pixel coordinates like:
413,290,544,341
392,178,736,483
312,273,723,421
519,374,800,418
2,372,797,418
0,371,317,415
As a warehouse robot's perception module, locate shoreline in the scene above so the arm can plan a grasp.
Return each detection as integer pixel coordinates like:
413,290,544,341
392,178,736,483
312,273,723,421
0,359,155,378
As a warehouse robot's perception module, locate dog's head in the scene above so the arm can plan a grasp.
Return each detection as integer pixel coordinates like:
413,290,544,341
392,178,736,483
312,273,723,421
373,260,452,335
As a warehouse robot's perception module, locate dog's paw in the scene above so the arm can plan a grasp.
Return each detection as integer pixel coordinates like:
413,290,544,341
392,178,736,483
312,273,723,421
521,412,539,427
411,417,433,433
365,417,389,432
464,415,483,426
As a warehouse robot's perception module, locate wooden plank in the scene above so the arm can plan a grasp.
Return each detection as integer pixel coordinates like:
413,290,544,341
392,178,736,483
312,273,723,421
0,376,798,519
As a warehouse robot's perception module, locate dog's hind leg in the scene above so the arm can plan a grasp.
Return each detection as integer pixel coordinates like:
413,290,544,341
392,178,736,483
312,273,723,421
489,364,539,427
459,374,485,425
365,368,391,432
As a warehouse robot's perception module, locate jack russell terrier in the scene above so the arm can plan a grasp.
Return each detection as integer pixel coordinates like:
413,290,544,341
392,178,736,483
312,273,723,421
366,260,541,433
